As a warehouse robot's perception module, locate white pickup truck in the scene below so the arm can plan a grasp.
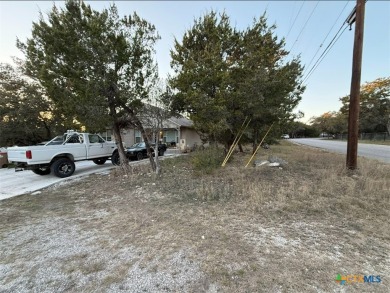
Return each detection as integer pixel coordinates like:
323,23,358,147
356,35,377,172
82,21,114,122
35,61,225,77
7,131,119,178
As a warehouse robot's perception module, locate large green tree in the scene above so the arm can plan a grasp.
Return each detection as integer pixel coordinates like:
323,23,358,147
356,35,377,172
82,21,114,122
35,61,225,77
17,0,160,171
0,62,74,146
310,111,347,136
340,77,390,134
229,15,304,148
169,12,234,145
169,11,304,151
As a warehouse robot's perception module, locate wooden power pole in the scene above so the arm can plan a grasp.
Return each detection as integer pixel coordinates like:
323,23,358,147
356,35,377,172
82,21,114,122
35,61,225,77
346,0,366,170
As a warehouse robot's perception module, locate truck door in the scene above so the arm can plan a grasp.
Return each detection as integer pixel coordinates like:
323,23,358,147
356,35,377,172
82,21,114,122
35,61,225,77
64,133,87,160
87,134,110,158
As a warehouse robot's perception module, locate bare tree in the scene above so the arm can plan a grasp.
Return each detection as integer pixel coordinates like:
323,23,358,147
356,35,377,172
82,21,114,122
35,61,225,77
140,79,173,175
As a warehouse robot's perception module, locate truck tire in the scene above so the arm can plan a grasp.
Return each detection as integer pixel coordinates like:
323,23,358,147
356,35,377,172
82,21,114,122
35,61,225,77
51,158,75,178
32,167,51,175
111,152,120,165
93,158,107,165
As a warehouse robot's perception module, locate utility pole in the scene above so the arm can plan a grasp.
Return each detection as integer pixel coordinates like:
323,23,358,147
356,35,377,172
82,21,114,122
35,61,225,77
346,0,365,170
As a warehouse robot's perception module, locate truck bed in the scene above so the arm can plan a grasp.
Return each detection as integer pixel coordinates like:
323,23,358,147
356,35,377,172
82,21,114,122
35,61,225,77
7,144,87,165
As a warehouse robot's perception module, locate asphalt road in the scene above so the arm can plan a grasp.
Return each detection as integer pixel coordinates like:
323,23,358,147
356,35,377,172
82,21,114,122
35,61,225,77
0,151,181,201
290,138,390,163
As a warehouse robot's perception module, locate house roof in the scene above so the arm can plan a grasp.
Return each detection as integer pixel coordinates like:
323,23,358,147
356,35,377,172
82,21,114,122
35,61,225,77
167,116,194,128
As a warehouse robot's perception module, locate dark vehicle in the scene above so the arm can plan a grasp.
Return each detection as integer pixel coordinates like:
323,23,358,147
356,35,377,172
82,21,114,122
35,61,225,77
125,142,167,161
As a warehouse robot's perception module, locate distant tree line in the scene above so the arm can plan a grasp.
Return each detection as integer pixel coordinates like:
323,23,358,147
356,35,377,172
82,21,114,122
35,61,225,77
0,62,77,146
310,77,390,137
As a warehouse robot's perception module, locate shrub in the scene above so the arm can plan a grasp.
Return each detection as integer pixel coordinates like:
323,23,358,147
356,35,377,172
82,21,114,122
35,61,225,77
190,147,225,174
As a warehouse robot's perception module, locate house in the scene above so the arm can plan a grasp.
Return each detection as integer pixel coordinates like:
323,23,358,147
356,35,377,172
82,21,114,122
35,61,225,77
100,116,203,151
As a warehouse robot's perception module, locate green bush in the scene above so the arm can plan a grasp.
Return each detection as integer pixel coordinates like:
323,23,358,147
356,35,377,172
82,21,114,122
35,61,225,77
190,147,225,174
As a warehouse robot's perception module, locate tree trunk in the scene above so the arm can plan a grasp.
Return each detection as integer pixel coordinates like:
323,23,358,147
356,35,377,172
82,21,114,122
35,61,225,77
226,135,235,155
238,143,243,153
118,99,157,172
154,135,161,175
138,125,157,172
42,120,51,141
106,85,131,174
252,129,258,154
154,148,160,175
224,143,230,155
112,122,131,174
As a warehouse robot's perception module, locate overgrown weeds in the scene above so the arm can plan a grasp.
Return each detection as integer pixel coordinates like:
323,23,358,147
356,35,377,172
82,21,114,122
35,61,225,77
190,146,225,175
155,141,390,219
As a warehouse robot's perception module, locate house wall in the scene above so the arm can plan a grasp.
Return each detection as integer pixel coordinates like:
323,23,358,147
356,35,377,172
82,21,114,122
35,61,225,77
100,129,135,147
102,124,202,150
179,127,202,150
121,129,135,147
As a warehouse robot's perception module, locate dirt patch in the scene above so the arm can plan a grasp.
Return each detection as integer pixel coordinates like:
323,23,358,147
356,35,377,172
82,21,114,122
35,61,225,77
1,142,389,292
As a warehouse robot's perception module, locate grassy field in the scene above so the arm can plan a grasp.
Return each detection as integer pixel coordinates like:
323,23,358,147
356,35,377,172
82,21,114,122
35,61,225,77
1,141,389,292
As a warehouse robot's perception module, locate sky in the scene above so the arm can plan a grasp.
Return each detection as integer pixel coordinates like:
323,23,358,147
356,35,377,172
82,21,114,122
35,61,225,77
1,1,389,123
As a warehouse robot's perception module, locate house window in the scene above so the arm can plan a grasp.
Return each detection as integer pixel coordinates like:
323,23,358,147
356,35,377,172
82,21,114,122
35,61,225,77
100,130,112,141
135,130,142,143
163,130,178,146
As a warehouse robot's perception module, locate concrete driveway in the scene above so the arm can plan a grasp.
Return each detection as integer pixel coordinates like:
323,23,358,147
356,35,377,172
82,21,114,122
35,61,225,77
0,161,116,201
290,138,390,163
0,151,181,201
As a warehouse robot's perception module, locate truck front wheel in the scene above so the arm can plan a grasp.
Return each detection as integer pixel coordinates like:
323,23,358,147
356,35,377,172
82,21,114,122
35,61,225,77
32,167,51,175
51,158,75,178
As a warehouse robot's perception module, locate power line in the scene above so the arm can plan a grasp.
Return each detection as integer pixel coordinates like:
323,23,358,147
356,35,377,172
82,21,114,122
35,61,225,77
302,24,348,84
301,0,368,85
288,1,297,29
285,1,305,40
289,1,320,53
302,1,351,77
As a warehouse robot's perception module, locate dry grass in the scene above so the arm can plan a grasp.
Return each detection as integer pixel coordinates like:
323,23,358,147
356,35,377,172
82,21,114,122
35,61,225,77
357,140,390,146
334,139,390,146
0,141,389,292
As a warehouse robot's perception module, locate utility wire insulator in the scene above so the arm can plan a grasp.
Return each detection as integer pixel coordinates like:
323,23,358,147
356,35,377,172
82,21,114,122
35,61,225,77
346,7,357,25
346,0,367,30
